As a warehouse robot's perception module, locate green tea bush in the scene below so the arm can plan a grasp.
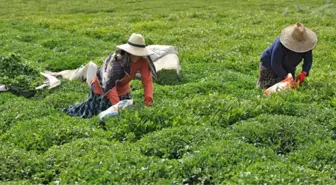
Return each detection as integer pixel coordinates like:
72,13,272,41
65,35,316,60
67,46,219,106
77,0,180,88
178,139,276,184
305,107,336,127
333,122,336,140
260,95,307,116
232,114,330,154
234,160,335,184
43,91,86,109
103,92,263,142
0,144,42,181
181,93,262,127
40,80,89,109
0,181,32,185
136,125,232,159
260,92,336,127
103,103,199,141
45,139,181,184
289,140,336,179
32,138,113,183
0,99,58,135
0,114,104,152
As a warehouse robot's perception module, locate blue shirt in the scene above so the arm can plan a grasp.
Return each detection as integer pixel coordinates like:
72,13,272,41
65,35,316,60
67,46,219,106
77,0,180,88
260,37,313,79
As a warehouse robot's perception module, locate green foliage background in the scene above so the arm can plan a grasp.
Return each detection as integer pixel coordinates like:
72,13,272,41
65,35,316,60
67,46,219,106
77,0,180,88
0,0,336,184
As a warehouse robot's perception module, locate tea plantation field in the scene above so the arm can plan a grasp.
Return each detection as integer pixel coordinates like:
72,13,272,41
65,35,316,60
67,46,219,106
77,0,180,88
1,0,336,184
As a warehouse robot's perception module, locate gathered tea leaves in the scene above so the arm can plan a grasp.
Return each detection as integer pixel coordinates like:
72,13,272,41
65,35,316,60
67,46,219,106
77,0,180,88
0,54,44,97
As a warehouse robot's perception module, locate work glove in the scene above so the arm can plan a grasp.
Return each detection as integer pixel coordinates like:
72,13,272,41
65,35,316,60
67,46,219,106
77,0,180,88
296,71,307,85
144,97,153,107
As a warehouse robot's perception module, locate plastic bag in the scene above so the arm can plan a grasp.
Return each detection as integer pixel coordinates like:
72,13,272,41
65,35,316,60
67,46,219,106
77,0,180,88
35,72,61,90
0,85,7,92
264,73,294,96
98,99,133,121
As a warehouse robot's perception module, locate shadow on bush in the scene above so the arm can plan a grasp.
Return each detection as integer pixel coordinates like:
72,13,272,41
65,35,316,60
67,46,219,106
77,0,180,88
155,69,185,85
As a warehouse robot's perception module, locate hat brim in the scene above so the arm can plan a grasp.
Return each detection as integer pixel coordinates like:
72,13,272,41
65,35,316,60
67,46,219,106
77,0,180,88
116,44,153,56
280,26,318,53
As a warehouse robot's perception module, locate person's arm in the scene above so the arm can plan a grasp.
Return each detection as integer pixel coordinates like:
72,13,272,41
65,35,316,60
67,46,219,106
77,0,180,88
270,42,287,79
139,59,154,106
302,50,313,76
296,50,313,85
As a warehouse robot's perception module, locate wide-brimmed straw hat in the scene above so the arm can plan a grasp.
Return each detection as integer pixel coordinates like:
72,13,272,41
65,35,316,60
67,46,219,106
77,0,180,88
116,33,153,56
280,23,317,53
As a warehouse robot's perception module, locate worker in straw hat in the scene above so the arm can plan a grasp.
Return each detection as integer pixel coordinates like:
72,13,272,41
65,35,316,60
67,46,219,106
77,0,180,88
65,33,157,118
256,23,318,88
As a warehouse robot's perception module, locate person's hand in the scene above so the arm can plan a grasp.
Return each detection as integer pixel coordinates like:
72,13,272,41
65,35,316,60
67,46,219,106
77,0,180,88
144,97,153,107
296,71,307,84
